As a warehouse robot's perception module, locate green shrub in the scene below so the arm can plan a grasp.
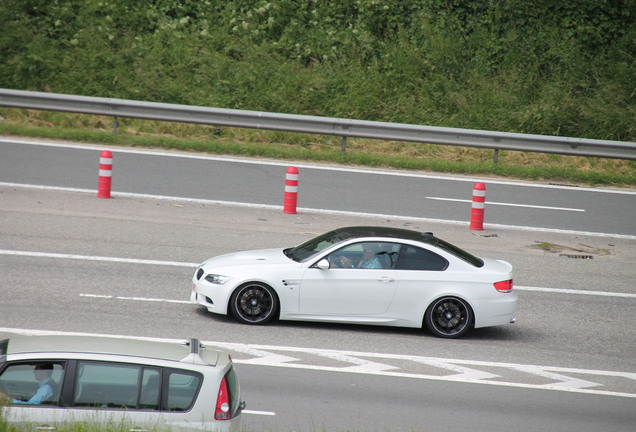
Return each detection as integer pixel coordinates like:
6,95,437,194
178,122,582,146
0,0,633,141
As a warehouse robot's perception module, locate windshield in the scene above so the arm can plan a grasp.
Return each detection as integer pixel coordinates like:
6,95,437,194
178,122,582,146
285,230,348,262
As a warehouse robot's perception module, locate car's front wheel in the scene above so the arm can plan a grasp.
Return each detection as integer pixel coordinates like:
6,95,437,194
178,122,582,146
425,296,473,338
230,282,278,324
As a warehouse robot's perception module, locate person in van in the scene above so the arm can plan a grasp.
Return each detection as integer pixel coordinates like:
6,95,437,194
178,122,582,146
12,364,57,405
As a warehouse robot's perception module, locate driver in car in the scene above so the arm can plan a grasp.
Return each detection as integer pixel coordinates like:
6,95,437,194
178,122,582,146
12,364,57,405
338,244,382,269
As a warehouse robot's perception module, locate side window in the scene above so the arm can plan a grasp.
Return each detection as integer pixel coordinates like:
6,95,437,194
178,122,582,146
73,362,160,410
327,242,400,269
0,362,65,406
139,368,161,410
166,369,202,412
395,245,449,271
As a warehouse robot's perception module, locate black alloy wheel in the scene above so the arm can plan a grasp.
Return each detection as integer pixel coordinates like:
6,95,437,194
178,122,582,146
425,296,473,338
230,283,278,324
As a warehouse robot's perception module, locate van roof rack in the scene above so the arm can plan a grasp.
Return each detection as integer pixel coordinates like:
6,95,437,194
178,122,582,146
180,338,205,365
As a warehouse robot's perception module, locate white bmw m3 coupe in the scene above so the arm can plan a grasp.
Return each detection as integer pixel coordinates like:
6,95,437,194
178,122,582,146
191,226,517,338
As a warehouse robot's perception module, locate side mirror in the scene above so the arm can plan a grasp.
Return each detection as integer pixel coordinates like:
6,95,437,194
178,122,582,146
316,259,331,270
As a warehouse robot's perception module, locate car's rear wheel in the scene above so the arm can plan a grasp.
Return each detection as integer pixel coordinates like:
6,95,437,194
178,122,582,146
230,282,278,324
425,296,473,338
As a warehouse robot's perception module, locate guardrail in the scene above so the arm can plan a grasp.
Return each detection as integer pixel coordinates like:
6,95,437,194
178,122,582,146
1,88,635,160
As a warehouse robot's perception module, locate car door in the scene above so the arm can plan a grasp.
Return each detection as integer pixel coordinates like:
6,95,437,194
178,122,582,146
389,244,451,311
298,242,399,316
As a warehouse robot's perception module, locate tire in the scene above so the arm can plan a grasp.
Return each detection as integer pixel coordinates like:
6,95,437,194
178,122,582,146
230,282,278,325
425,296,473,338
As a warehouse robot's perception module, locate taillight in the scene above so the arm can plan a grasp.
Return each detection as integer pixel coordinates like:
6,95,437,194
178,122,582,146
215,377,231,420
494,280,513,293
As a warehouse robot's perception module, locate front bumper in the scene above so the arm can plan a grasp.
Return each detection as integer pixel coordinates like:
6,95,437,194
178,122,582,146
191,279,233,315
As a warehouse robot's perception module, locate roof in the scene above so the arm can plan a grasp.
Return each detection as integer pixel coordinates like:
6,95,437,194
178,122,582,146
329,226,483,267
1,335,220,366
332,226,436,243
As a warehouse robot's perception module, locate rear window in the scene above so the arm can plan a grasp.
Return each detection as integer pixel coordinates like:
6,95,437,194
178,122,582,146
166,369,202,412
224,366,241,418
434,238,484,268
395,245,448,271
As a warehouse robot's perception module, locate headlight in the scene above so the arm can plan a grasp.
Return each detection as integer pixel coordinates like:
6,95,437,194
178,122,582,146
204,274,231,285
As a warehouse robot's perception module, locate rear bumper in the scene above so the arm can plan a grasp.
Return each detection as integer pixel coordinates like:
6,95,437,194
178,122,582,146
473,292,518,328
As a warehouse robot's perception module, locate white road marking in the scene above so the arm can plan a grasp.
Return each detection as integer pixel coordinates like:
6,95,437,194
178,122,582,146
509,366,600,389
79,294,190,304
242,410,276,416
0,249,199,268
2,181,636,239
309,350,400,373
1,249,634,299
221,345,300,366
1,327,634,399
426,196,585,212
515,286,636,299
412,358,500,381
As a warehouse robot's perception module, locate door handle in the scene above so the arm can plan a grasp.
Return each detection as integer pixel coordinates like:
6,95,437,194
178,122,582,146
378,276,395,283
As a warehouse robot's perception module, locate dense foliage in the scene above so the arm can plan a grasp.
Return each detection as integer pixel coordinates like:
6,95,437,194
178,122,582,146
0,0,634,140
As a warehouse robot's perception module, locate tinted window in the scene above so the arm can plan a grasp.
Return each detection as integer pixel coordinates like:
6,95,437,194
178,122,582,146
166,369,201,412
395,245,448,271
433,238,483,267
139,368,161,410
224,366,241,418
0,362,65,406
73,362,160,410
286,229,349,262
327,242,400,269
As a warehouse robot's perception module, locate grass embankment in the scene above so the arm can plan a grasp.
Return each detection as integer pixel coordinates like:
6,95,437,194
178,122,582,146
1,109,634,187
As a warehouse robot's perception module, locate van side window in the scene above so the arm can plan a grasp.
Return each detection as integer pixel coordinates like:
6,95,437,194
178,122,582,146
73,362,160,410
166,369,202,412
0,362,64,406
139,368,161,410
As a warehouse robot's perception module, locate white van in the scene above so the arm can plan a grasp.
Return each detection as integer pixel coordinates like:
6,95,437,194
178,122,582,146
0,335,243,431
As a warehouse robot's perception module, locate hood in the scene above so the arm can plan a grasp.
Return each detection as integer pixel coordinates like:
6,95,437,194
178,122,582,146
201,248,291,270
